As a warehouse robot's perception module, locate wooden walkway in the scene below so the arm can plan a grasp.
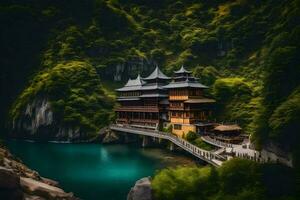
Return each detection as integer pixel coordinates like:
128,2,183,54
110,124,225,167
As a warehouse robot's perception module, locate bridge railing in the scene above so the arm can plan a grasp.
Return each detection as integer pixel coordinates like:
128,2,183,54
110,124,225,166
201,135,239,148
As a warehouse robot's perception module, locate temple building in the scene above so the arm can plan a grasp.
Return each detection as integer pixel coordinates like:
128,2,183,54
212,124,243,144
163,66,215,137
115,66,170,129
115,66,216,137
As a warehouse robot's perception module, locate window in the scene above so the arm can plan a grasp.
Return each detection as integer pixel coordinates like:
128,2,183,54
178,112,183,117
174,124,182,130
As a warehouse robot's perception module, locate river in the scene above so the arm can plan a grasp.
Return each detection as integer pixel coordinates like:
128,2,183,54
5,140,197,200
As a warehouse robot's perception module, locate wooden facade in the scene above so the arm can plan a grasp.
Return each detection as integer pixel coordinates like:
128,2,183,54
115,68,170,129
164,66,215,137
115,66,215,136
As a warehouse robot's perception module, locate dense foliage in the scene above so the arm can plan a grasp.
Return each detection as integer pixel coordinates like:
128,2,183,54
152,159,297,200
10,61,113,135
0,0,299,197
0,0,299,168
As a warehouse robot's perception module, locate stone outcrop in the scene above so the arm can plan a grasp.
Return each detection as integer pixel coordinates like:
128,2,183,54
13,99,53,134
127,177,152,200
12,98,87,141
0,145,78,200
20,177,74,199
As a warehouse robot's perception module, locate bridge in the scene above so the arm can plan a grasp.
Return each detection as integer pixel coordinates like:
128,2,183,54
110,124,225,167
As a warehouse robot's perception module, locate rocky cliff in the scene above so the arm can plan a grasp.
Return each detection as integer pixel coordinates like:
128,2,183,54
12,97,85,141
0,144,78,200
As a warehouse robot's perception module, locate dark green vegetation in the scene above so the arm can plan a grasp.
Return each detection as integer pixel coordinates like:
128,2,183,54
0,0,298,143
0,0,299,194
10,61,113,136
186,131,214,151
152,159,297,200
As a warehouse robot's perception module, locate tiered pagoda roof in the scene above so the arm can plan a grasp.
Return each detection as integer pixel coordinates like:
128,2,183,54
164,66,208,89
116,74,145,92
163,79,208,89
116,66,170,92
174,65,192,74
116,66,170,103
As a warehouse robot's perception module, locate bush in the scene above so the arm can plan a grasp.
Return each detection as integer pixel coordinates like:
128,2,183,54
186,131,197,142
193,138,214,151
152,166,213,200
152,159,297,200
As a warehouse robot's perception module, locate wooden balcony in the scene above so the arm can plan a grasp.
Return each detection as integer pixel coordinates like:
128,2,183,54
169,95,188,101
130,119,159,123
116,106,159,112
170,117,201,124
117,118,159,123
169,106,184,110
116,118,158,129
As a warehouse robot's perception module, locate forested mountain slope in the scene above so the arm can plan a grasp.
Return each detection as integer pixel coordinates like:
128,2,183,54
1,0,299,158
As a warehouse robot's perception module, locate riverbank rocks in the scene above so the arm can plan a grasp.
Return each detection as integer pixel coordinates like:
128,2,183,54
20,177,75,199
0,146,79,200
0,166,24,200
127,177,152,200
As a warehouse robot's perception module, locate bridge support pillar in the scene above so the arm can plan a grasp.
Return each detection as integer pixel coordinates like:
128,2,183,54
169,143,174,151
158,138,163,144
142,136,150,147
124,134,130,143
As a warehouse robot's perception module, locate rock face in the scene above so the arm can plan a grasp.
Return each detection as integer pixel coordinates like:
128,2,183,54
0,145,78,200
12,98,86,141
13,99,53,134
127,177,152,200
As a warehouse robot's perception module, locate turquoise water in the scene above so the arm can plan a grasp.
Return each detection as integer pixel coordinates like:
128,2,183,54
5,140,195,200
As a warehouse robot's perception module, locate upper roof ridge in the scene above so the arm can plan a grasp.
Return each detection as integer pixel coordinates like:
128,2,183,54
143,65,171,80
174,65,192,74
124,74,145,87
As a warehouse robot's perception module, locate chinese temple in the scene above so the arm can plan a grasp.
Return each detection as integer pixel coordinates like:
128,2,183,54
115,66,170,129
164,66,215,137
115,66,216,137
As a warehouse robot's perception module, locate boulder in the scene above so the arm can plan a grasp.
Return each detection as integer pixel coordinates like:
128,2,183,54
0,166,20,189
127,177,152,200
20,177,75,199
0,166,24,200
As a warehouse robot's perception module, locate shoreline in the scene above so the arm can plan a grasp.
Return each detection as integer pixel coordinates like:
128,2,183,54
3,138,198,200
0,143,79,199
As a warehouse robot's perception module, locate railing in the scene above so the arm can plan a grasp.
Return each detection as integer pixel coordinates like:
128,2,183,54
201,135,238,148
110,124,225,167
130,119,159,123
116,106,159,112
201,135,293,167
169,106,184,110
